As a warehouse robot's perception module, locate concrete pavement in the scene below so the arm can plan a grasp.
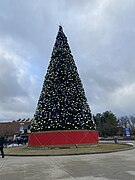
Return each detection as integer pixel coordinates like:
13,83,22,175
0,141,135,180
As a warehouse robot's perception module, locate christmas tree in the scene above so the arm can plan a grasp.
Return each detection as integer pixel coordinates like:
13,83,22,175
31,26,96,132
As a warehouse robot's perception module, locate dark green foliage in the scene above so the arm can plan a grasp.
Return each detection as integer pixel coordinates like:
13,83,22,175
94,111,119,137
31,26,96,132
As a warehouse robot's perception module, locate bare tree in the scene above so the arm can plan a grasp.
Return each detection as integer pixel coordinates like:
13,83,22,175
118,115,129,128
128,115,135,136
118,115,135,136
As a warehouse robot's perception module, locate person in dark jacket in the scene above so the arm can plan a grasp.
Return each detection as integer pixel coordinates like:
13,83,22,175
0,136,4,158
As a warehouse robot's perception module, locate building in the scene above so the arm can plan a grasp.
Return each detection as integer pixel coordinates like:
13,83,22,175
0,119,31,144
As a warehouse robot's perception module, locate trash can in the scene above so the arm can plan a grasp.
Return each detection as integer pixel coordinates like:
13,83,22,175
114,137,118,143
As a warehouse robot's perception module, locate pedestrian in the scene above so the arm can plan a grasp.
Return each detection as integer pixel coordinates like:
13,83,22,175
0,136,4,158
24,137,27,145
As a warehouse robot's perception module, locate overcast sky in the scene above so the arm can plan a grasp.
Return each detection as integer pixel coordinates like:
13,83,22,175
0,0,135,121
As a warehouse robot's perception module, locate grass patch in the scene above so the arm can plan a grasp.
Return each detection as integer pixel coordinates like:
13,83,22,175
4,143,134,156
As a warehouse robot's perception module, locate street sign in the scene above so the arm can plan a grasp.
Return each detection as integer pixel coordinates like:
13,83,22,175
125,128,131,137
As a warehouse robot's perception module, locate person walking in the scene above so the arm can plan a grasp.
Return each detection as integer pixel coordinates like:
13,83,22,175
0,136,4,158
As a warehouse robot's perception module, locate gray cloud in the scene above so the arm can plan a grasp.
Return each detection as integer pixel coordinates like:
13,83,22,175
0,0,135,120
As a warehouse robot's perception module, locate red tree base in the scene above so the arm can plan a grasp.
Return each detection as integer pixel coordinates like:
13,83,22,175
28,130,98,147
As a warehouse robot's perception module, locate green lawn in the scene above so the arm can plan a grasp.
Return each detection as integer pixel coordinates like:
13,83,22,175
4,143,134,156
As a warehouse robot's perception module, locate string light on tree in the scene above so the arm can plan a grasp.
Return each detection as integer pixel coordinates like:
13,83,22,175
31,26,96,132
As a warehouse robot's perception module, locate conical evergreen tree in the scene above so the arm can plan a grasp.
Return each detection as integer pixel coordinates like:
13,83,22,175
31,26,96,132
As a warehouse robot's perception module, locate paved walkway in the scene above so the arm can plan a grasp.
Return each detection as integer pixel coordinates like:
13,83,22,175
0,141,135,180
